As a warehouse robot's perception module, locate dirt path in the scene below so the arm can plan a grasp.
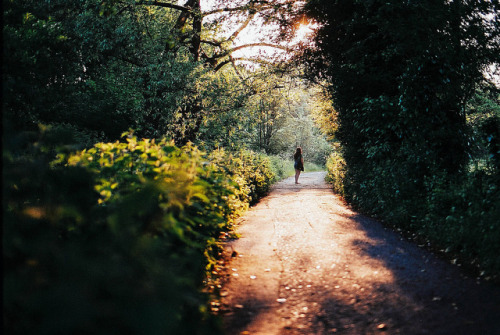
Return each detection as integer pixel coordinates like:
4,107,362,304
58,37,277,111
219,172,500,335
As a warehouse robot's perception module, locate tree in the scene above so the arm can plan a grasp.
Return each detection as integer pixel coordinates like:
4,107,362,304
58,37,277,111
134,0,305,144
3,0,310,148
302,0,500,213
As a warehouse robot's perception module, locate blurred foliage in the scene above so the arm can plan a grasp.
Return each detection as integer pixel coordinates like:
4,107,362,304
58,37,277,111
3,127,277,334
466,87,500,170
238,74,333,166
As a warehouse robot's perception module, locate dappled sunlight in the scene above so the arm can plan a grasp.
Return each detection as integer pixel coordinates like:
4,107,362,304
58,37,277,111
220,172,499,334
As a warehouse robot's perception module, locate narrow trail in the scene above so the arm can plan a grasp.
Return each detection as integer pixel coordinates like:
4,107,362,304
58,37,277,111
219,172,500,335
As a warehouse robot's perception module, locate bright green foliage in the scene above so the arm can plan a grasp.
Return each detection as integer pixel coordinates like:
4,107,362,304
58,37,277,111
268,155,295,180
211,150,277,205
238,74,333,166
325,151,346,197
3,129,276,334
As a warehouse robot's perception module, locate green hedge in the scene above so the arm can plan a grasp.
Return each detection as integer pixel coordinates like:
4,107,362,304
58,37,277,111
3,133,276,334
326,151,500,282
325,152,346,197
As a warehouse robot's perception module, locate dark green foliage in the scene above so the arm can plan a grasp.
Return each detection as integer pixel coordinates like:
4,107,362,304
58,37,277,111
308,0,500,280
326,137,500,281
2,0,229,143
467,88,500,170
3,0,139,140
3,129,276,334
422,171,500,274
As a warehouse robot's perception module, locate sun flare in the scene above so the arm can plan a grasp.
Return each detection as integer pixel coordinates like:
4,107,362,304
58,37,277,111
293,22,317,45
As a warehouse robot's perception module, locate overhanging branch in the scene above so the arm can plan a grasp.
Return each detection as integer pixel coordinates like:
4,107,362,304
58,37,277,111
215,56,278,72
215,43,289,60
231,43,289,53
138,1,193,13
203,3,271,16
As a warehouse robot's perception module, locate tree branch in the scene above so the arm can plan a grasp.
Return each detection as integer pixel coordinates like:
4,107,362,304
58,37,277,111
138,1,193,13
227,11,257,42
174,0,199,30
214,56,278,72
215,43,289,59
204,4,257,16
201,39,222,47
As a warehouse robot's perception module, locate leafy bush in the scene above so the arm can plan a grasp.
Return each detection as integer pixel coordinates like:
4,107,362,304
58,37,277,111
325,147,500,282
420,171,500,280
325,151,346,197
322,87,500,281
4,132,276,334
268,155,298,180
227,150,277,205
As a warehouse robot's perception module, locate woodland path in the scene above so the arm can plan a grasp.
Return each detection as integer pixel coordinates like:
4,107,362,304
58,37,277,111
219,172,500,335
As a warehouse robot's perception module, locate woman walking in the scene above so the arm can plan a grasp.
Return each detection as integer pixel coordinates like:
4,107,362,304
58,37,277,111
294,147,304,184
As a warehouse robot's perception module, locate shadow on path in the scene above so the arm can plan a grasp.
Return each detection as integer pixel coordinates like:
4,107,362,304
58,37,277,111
314,214,500,334
220,172,500,334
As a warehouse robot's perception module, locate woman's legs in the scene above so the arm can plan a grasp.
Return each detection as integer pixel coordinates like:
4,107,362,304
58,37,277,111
295,169,301,184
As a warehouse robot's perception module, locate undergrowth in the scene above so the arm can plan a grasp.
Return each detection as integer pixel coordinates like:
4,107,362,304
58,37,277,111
3,131,277,334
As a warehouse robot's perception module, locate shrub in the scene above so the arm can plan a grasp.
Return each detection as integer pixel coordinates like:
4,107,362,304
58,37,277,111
326,151,346,197
4,132,277,334
421,171,500,279
230,150,276,205
268,155,293,180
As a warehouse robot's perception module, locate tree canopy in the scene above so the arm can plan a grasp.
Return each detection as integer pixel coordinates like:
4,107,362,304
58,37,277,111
3,0,328,155
305,0,500,280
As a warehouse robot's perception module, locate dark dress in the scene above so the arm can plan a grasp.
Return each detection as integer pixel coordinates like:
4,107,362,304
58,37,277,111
294,154,304,171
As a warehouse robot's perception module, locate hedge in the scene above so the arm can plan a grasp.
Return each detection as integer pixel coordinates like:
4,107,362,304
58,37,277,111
4,133,276,334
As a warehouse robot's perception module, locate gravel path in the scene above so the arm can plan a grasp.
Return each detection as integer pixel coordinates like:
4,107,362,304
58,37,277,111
219,172,500,335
